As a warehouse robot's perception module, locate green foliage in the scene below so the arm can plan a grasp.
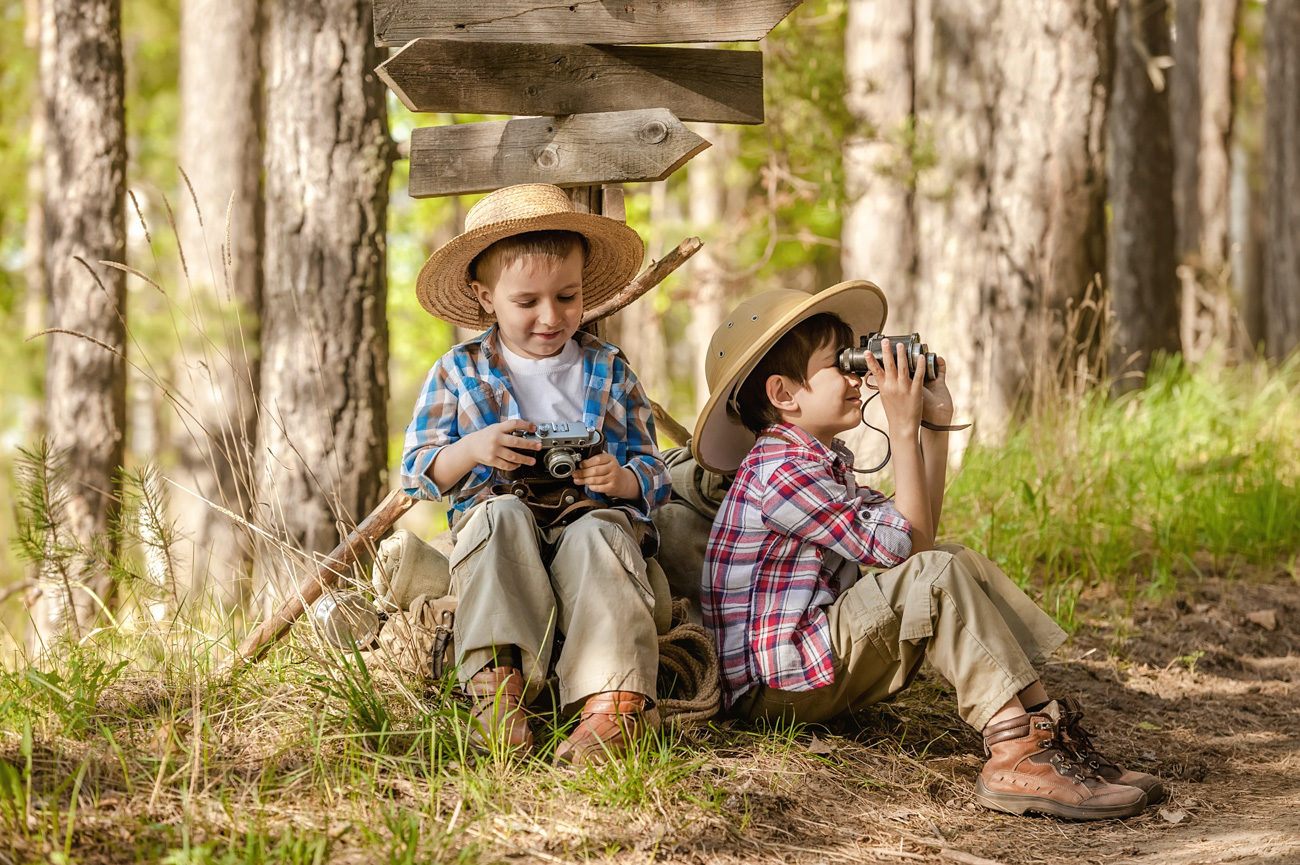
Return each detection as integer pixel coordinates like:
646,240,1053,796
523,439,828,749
944,354,1300,625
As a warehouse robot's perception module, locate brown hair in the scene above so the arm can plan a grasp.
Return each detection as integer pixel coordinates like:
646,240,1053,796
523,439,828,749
730,312,855,434
469,229,589,289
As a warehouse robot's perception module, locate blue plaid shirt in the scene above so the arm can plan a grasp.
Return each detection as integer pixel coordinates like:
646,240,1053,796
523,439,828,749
401,326,671,549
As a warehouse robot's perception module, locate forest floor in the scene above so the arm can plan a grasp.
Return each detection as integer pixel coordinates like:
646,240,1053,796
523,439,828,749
3,566,1299,865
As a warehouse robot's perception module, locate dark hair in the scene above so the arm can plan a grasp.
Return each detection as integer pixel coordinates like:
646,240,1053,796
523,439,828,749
469,229,589,289
730,312,855,434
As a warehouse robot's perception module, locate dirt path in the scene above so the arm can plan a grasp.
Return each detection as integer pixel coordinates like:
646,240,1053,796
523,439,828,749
652,574,1300,865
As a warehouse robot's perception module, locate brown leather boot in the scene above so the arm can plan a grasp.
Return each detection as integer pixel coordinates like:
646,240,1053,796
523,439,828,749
1057,697,1166,804
553,691,646,767
466,666,533,755
975,701,1148,820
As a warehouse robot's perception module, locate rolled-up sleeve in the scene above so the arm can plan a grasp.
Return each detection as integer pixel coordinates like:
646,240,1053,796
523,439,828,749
759,458,912,567
401,360,460,501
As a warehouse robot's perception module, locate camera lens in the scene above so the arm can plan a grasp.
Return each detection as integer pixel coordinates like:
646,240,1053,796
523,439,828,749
545,447,578,478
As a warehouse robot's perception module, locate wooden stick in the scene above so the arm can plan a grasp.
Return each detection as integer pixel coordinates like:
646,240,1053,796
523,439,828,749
651,401,692,448
226,489,417,668
939,849,1009,865
582,236,703,325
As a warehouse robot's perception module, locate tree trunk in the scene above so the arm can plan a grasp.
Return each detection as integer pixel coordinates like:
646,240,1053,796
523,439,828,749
1108,0,1180,382
31,0,128,647
842,0,917,320
1170,0,1240,360
174,0,264,613
1264,0,1300,359
913,0,1110,440
22,0,46,440
685,123,741,415
256,0,392,610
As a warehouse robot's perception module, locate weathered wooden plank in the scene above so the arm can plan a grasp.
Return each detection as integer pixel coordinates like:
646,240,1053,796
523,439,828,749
373,0,804,47
378,41,764,124
408,109,710,198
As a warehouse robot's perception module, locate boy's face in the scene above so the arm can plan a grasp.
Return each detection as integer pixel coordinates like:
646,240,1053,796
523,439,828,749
473,246,584,359
779,342,864,444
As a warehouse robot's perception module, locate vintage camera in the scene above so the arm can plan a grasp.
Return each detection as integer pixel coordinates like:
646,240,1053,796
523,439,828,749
504,421,605,481
838,332,937,383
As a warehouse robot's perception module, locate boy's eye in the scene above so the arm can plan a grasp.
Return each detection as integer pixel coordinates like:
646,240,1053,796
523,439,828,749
558,294,577,303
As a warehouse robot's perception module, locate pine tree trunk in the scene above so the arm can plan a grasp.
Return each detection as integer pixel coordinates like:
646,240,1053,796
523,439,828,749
31,0,128,646
1170,0,1240,360
842,0,917,319
174,0,264,613
913,0,1110,440
1264,0,1300,359
686,123,741,415
1108,0,1179,381
255,0,391,609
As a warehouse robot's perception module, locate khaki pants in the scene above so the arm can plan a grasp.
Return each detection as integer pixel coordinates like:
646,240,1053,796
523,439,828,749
733,544,1067,732
449,496,659,710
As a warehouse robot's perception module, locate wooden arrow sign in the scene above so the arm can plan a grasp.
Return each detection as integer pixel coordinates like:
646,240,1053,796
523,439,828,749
408,109,710,198
379,41,764,125
373,0,804,47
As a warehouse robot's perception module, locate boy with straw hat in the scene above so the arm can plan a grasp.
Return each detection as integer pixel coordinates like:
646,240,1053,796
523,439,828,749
401,184,669,765
693,282,1163,819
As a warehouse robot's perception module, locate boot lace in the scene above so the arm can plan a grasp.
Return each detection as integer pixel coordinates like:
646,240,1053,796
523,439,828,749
1058,702,1119,774
1033,716,1104,782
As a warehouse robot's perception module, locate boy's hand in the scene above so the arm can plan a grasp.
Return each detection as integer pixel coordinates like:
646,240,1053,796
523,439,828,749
573,453,641,500
922,355,954,426
864,337,925,438
463,419,542,471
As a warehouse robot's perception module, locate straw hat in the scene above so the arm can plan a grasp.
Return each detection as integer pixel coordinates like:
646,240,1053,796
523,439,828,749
691,281,889,474
416,184,646,328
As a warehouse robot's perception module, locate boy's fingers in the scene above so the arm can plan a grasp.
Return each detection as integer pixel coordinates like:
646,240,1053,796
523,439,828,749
880,338,896,376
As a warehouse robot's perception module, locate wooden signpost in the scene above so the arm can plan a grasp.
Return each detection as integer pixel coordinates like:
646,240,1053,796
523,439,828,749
379,42,765,124
373,0,804,46
230,0,805,666
408,109,710,197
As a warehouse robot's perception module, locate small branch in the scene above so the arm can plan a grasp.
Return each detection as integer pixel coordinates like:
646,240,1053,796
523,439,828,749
651,401,691,448
224,489,417,669
582,236,703,325
940,849,1009,865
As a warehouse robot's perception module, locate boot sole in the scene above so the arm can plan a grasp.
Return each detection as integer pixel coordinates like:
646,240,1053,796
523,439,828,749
974,778,1147,820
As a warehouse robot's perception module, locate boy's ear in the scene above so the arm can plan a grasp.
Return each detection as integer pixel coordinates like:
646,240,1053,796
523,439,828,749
471,280,495,314
765,374,800,413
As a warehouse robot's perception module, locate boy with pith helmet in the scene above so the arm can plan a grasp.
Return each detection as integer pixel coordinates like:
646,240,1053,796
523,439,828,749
401,184,669,765
693,281,1164,819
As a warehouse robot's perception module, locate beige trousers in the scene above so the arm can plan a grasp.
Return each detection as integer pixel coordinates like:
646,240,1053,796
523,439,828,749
449,495,659,710
733,544,1067,732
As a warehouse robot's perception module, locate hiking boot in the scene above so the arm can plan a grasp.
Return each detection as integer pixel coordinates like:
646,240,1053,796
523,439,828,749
975,701,1148,820
1057,696,1166,804
553,691,646,767
466,666,533,754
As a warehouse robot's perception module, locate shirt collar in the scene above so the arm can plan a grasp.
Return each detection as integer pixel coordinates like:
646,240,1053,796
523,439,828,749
759,422,856,470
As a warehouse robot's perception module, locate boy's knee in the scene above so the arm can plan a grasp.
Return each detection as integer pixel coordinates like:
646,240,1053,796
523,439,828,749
483,495,535,530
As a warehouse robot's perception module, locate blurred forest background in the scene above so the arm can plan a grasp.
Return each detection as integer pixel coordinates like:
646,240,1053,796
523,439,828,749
1,0,1298,662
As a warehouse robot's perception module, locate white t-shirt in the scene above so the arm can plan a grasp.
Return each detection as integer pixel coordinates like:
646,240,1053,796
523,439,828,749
497,337,586,423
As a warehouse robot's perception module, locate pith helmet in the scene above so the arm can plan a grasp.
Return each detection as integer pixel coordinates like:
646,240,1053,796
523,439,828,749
691,281,888,473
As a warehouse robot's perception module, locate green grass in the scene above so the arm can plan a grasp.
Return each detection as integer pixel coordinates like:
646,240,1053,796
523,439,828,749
943,354,1300,627
2,355,1300,861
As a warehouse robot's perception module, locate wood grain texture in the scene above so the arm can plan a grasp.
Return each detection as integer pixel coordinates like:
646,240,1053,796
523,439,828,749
378,40,763,124
373,0,803,46
408,108,710,197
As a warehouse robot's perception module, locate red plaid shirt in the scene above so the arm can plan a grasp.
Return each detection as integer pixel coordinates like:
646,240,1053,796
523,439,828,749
703,423,913,708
